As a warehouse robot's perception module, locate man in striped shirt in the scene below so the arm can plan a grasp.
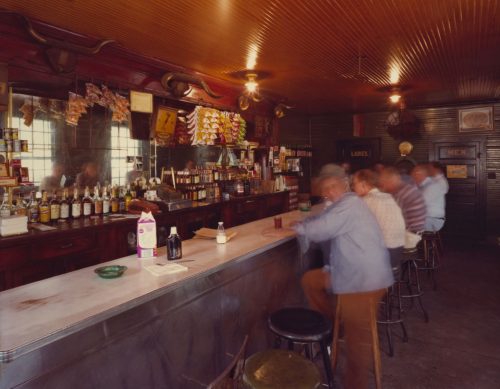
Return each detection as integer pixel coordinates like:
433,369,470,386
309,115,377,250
379,166,426,234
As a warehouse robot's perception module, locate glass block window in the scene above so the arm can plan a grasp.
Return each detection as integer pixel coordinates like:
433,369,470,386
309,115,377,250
15,114,56,187
110,124,142,186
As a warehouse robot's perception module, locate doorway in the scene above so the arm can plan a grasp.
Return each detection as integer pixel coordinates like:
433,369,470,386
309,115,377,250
429,137,486,237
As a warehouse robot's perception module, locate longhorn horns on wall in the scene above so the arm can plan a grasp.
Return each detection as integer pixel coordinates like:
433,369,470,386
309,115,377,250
161,72,222,99
2,11,114,73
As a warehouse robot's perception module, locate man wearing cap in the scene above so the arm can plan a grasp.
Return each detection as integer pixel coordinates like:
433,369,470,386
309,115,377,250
295,164,393,389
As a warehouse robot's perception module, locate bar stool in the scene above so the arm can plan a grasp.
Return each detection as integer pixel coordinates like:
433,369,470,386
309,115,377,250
331,292,383,389
243,349,322,389
418,231,442,290
267,307,334,388
208,336,321,389
400,247,429,322
377,266,409,357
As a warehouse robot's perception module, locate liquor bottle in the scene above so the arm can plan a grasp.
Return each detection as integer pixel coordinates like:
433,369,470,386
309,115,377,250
28,191,39,223
39,191,50,223
110,186,119,214
59,189,70,220
50,191,60,222
71,187,82,219
166,226,182,260
118,187,125,213
0,193,11,218
82,186,93,217
102,186,110,215
124,184,132,212
93,186,103,215
216,221,227,244
15,194,27,216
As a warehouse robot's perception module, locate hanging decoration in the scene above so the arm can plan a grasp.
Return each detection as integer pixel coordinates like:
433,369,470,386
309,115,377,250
65,92,88,126
186,106,246,146
19,98,42,126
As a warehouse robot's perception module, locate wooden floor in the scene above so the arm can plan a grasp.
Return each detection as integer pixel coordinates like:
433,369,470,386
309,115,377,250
321,239,500,389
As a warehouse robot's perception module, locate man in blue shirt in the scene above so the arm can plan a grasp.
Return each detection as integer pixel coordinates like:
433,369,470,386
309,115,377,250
294,164,393,389
411,164,448,231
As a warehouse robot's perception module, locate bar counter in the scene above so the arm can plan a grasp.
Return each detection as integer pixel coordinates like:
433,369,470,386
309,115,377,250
0,206,315,389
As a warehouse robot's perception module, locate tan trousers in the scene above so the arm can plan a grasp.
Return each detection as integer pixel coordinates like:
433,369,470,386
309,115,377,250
301,269,385,389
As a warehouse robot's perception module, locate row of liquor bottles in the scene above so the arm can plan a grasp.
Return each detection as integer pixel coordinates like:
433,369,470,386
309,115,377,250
0,185,137,223
174,168,244,185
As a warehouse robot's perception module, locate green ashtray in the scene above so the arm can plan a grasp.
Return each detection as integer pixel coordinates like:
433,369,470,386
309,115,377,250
94,265,128,279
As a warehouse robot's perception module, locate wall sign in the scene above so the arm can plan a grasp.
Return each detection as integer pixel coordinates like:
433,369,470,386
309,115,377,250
130,91,153,113
459,107,493,132
152,106,177,146
446,164,468,179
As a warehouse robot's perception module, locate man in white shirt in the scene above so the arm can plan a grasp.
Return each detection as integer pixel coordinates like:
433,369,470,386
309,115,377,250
411,164,448,231
352,169,406,269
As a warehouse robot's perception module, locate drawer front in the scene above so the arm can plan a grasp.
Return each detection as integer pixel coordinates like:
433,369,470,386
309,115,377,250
34,232,96,261
0,245,31,269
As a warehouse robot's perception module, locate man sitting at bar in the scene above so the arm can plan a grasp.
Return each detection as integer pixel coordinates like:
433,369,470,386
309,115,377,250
352,169,406,269
378,167,426,246
295,164,393,389
411,164,448,231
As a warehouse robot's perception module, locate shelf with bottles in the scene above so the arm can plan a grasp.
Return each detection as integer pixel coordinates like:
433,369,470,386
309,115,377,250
1,127,33,187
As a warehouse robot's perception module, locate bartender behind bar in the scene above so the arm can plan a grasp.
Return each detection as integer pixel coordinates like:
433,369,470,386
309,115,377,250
293,164,393,389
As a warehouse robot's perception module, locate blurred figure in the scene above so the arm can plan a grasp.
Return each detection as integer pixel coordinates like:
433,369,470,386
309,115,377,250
429,161,449,193
379,166,426,237
295,164,392,389
372,161,386,174
353,169,405,269
40,161,64,192
76,162,99,189
411,164,448,231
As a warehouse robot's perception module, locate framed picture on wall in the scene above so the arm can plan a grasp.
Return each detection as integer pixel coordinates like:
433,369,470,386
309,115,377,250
458,107,493,132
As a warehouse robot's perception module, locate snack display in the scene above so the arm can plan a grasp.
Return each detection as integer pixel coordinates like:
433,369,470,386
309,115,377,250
111,93,130,123
65,92,88,126
19,99,42,126
85,83,102,106
174,118,191,145
186,106,246,146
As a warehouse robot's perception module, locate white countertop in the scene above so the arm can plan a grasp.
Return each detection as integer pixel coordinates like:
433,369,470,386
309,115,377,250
0,208,315,363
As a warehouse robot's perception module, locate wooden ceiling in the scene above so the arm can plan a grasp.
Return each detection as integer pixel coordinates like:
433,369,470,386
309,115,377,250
1,0,500,114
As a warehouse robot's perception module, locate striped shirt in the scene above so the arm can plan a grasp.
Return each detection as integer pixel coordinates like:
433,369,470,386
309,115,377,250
393,183,426,233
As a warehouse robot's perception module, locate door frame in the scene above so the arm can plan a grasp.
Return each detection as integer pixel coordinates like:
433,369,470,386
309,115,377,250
429,135,487,237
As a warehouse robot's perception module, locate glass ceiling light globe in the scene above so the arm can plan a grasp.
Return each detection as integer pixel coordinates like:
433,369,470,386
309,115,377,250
389,94,401,104
245,80,258,93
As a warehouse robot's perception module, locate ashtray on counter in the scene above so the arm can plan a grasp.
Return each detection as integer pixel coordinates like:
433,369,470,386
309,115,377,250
94,265,128,279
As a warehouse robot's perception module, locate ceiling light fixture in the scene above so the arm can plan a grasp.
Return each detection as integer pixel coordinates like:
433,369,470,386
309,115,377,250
245,73,258,93
389,87,402,104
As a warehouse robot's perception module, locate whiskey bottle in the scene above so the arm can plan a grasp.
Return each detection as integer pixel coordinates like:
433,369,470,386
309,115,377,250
50,191,60,222
71,187,82,219
15,194,27,216
0,192,11,218
110,186,119,214
60,189,70,220
102,186,110,215
93,186,103,215
28,191,40,223
39,191,50,223
82,186,93,217
124,184,132,212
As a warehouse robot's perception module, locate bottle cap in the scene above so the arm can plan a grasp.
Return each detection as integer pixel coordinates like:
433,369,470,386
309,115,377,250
170,226,178,235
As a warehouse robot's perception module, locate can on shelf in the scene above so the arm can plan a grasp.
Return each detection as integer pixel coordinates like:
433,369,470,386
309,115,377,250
5,139,12,152
3,128,11,140
21,140,29,152
10,128,18,140
0,139,5,152
13,139,21,152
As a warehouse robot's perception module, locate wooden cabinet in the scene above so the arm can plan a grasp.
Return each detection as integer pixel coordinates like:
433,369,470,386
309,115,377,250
0,192,288,291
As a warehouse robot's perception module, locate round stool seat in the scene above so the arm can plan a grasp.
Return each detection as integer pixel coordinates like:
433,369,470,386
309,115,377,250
243,349,321,389
268,308,332,342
